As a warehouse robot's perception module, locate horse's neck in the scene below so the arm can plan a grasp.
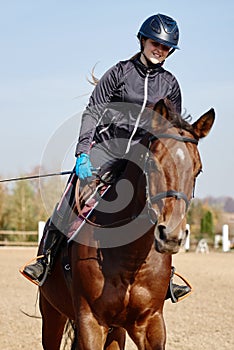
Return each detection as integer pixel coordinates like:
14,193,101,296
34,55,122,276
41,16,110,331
102,230,155,274
122,151,147,203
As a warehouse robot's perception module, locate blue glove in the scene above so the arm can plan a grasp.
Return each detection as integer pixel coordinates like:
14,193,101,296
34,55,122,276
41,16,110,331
75,153,93,180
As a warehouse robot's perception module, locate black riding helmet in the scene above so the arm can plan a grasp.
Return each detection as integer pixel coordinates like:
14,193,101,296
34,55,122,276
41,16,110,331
137,13,180,54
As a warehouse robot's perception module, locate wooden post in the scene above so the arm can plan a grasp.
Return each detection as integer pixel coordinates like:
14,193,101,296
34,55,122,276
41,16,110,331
38,221,45,245
184,223,190,251
222,224,230,252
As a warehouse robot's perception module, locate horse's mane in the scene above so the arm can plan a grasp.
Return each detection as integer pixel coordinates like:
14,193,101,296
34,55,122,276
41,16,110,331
162,98,195,136
168,111,194,132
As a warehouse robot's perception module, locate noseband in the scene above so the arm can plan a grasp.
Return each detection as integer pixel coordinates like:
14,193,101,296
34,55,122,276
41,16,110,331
150,190,190,211
145,133,198,219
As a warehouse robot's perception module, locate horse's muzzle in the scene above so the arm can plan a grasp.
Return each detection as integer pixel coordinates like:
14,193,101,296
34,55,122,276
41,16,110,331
154,224,185,254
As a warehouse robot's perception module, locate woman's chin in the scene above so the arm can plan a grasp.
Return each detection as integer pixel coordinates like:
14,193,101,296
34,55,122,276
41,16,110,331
149,57,160,64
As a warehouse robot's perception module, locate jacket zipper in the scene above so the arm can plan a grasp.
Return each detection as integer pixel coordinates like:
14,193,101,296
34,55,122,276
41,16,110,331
125,70,150,154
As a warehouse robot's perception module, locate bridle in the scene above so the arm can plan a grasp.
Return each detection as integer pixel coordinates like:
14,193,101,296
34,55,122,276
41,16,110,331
144,132,198,222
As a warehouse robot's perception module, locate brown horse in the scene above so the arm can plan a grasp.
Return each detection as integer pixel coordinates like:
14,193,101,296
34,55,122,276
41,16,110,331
39,100,215,349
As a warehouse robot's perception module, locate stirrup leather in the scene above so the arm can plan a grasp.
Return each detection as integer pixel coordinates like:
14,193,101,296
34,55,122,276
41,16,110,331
169,266,193,303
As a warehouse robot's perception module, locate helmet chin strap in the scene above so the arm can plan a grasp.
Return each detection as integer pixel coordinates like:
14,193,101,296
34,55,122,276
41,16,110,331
167,47,176,58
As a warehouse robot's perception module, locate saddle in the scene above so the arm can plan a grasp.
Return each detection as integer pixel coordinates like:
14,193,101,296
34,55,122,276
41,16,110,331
67,158,129,237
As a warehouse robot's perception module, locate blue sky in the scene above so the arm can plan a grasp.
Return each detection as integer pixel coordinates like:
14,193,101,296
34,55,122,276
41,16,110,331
1,0,234,198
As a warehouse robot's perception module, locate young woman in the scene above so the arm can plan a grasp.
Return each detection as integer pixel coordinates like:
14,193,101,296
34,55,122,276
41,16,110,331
75,13,181,179
23,13,190,302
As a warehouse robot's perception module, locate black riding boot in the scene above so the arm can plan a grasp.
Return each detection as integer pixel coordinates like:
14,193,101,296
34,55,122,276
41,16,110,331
23,214,65,282
23,200,65,282
166,267,191,303
23,172,78,283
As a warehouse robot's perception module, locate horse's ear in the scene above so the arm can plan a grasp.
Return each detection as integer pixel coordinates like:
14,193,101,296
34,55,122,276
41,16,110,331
154,99,170,120
152,100,170,129
192,108,215,139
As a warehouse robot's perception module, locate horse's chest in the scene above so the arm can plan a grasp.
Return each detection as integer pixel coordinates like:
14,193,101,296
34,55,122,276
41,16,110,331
100,276,155,312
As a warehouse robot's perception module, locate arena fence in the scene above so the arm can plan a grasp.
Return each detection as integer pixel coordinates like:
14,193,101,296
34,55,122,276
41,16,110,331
0,230,38,246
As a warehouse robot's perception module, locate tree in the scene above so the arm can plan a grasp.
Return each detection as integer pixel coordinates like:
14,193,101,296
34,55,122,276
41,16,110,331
201,210,214,238
187,199,204,236
0,183,10,229
0,166,65,231
8,180,38,230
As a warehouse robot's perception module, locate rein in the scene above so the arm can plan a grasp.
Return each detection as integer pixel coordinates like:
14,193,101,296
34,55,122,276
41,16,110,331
75,179,138,228
149,133,198,145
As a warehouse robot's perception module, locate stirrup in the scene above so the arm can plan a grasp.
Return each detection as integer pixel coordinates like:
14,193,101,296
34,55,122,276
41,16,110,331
20,255,45,286
169,267,193,303
19,253,51,287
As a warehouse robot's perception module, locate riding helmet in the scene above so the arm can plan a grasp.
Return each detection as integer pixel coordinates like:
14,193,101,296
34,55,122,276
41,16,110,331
137,14,179,49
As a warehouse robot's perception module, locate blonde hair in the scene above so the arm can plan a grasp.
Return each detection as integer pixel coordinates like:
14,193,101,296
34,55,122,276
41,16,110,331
88,52,141,86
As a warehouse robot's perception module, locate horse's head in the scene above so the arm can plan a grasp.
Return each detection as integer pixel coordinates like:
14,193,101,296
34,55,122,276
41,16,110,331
147,100,215,254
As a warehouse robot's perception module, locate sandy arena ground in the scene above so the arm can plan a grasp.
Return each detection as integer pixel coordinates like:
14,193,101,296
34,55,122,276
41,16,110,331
0,247,233,349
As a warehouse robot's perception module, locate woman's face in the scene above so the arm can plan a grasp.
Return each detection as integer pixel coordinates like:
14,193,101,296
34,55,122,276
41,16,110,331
142,38,170,64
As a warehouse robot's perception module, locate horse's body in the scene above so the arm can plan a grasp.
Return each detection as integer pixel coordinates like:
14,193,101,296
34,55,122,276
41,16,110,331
39,100,215,350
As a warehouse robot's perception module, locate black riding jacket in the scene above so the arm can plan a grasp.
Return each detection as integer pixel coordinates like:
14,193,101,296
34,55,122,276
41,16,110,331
75,54,182,157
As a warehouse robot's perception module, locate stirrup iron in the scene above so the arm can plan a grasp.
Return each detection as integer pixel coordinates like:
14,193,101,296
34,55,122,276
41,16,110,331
169,266,193,303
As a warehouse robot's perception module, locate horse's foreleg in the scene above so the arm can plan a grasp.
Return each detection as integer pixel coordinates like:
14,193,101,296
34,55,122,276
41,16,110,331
104,327,126,350
73,303,108,350
128,312,166,350
75,318,107,349
145,312,166,350
39,292,67,350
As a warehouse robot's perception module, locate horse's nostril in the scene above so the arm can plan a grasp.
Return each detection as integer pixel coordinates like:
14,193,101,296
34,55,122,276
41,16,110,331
158,225,167,241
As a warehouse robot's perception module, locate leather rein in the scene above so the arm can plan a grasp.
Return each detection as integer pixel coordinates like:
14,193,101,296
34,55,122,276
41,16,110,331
75,132,198,228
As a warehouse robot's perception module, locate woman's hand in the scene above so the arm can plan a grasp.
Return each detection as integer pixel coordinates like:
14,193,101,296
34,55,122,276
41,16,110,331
75,153,93,180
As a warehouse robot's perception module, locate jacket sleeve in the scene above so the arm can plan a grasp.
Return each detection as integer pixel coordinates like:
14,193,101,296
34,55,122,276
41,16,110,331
75,63,122,156
167,75,182,115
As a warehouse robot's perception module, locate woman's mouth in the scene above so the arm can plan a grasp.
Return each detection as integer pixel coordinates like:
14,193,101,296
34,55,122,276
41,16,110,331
149,53,161,63
153,52,161,59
